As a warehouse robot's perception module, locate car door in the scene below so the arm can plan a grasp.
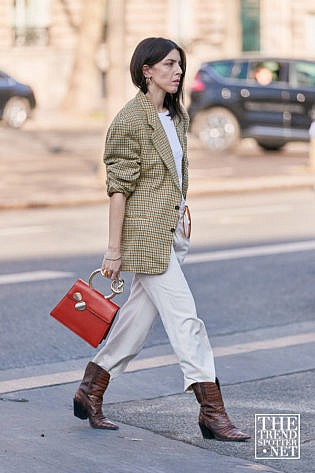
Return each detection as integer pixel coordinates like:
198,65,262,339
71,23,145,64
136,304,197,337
234,60,289,138
0,72,9,113
286,60,315,139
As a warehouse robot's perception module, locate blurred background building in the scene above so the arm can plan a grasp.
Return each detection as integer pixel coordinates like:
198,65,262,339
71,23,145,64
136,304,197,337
1,0,315,115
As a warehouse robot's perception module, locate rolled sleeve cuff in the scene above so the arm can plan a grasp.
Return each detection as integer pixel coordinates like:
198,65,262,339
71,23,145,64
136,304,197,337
107,180,133,199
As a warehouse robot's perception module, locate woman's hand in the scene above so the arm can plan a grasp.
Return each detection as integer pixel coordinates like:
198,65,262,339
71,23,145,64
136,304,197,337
101,251,122,281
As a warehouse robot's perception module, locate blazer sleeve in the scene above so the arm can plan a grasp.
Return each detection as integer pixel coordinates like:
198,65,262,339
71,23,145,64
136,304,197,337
103,119,141,198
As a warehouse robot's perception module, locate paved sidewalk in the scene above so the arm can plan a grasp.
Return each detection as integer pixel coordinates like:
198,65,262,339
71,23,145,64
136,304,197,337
1,112,315,210
0,366,285,473
1,320,314,473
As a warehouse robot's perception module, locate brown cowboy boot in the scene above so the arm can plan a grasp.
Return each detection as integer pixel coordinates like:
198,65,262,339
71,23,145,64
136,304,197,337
192,378,250,441
73,362,118,430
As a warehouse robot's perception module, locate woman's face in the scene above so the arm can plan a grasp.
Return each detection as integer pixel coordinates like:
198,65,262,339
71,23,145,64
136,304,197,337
144,48,182,95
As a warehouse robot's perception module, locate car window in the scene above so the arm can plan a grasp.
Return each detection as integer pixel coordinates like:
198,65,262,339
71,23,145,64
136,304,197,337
289,61,315,88
210,60,248,81
247,61,287,86
210,61,234,78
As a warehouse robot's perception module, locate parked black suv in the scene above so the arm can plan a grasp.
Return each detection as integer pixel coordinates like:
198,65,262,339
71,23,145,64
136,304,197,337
188,58,315,152
0,71,36,128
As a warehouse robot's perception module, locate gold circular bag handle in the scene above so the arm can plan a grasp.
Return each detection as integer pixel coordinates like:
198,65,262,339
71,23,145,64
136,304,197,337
88,269,124,300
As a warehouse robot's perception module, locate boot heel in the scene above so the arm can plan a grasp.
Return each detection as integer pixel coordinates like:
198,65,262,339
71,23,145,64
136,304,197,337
199,422,215,439
73,398,88,419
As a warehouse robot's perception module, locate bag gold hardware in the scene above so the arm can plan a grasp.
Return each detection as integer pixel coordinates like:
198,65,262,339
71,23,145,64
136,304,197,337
75,301,87,311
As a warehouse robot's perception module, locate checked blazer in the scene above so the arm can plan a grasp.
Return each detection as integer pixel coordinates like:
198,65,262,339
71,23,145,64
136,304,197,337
104,90,189,274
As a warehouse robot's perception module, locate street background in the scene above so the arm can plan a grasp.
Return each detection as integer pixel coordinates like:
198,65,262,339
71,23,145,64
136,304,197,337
1,115,315,472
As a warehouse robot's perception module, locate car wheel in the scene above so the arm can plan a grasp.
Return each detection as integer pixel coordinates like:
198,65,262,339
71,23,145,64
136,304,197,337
256,140,286,152
191,108,240,152
3,97,31,128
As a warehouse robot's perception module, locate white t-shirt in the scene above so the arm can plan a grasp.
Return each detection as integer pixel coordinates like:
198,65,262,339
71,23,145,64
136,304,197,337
158,111,184,199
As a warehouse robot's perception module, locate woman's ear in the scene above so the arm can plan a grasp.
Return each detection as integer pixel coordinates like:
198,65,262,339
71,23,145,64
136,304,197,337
142,64,150,77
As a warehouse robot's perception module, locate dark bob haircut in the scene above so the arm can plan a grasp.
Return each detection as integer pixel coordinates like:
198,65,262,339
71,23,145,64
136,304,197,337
130,37,186,120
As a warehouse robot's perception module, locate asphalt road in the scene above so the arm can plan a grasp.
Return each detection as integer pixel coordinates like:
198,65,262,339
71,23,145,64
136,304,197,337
1,189,315,369
0,229,315,369
1,189,315,473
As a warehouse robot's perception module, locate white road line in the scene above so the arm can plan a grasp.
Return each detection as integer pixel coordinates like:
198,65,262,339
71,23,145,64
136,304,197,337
213,332,315,356
184,240,315,264
0,271,74,285
1,332,314,394
1,240,315,285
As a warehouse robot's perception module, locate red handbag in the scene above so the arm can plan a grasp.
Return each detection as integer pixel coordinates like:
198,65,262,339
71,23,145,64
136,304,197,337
50,269,124,348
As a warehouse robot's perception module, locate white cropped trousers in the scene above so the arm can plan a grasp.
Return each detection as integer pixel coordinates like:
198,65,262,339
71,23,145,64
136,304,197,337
93,207,216,391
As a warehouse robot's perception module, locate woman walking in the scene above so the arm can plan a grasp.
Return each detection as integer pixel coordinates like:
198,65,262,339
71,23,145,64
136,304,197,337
73,37,250,441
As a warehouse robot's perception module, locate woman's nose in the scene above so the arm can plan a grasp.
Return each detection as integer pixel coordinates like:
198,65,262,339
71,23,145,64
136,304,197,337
176,64,182,74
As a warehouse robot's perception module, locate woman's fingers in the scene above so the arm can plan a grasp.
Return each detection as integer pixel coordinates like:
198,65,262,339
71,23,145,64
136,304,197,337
111,268,120,281
102,256,121,280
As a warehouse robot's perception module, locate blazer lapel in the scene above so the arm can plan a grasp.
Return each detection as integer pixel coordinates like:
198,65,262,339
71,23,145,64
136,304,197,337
137,92,181,191
174,114,188,198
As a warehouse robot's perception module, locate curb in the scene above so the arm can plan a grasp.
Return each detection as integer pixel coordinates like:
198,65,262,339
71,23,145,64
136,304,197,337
0,195,105,211
1,175,315,211
187,174,315,196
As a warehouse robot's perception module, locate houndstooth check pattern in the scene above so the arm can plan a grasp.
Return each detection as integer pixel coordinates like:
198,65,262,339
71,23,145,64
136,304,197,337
103,90,189,274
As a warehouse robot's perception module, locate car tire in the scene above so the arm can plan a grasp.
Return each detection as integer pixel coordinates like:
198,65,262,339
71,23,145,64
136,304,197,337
191,107,240,152
3,97,31,128
256,140,286,152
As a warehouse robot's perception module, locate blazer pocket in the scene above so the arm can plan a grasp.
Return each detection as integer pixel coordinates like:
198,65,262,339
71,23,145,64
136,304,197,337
124,211,149,219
